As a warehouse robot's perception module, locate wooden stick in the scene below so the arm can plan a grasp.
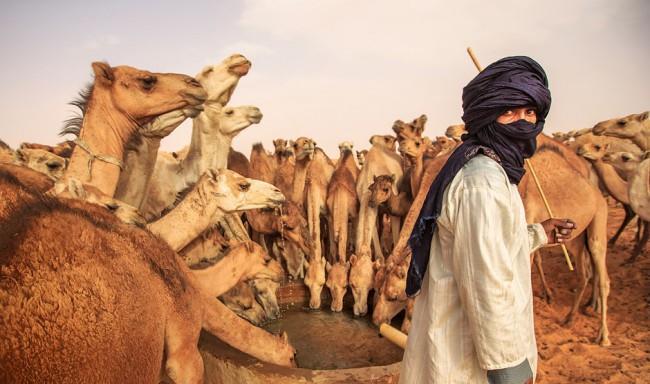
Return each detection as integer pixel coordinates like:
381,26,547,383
465,47,574,271
379,323,407,349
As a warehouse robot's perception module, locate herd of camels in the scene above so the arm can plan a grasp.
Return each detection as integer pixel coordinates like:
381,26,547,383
0,53,648,383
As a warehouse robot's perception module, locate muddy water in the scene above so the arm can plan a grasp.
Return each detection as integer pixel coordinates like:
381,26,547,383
262,307,403,370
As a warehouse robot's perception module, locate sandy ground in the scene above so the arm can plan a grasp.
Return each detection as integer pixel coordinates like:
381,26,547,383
533,202,649,383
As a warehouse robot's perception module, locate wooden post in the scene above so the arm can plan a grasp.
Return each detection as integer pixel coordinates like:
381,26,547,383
465,47,574,271
379,323,407,349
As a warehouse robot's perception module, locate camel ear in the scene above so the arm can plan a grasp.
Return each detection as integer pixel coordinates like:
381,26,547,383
14,149,26,163
92,62,114,86
389,174,396,183
326,261,332,273
637,111,649,122
280,331,289,344
349,254,358,266
392,120,404,134
391,178,399,196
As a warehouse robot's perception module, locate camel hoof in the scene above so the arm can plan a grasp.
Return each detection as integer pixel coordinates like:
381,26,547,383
562,315,574,327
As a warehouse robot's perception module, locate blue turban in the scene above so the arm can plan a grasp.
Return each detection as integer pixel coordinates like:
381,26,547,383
405,56,551,297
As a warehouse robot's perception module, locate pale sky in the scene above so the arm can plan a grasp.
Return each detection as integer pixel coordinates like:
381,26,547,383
1,0,648,158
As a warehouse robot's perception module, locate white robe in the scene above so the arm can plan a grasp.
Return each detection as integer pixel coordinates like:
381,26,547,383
399,155,547,383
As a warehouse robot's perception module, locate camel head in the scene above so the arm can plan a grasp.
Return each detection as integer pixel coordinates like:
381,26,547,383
371,258,409,326
294,137,316,161
338,141,354,156
602,151,644,174
14,148,67,180
20,141,75,158
325,261,350,312
348,252,377,317
398,137,427,163
200,169,285,213
356,150,368,168
195,53,251,104
592,111,649,140
368,174,397,208
445,124,467,142
303,256,326,309
279,201,312,256
577,142,609,161
251,278,282,320
139,106,203,140
91,62,207,124
203,105,263,139
273,139,289,156
432,136,456,155
392,114,427,141
370,135,397,152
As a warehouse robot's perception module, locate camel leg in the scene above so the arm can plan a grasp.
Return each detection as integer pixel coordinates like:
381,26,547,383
201,296,295,367
625,220,649,265
562,237,588,327
371,225,384,261
326,214,337,264
532,251,553,303
164,313,203,384
609,204,636,247
586,197,611,346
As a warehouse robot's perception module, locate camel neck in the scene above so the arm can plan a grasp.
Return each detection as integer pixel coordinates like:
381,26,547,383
291,156,311,206
115,137,162,207
64,93,137,197
183,106,231,184
592,159,629,204
147,182,223,251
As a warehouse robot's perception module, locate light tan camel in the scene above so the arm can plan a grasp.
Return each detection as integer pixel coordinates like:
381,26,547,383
392,115,428,141
577,143,640,246
20,140,76,158
325,261,350,312
221,280,267,325
373,135,612,346
445,124,467,141
12,148,68,180
60,62,206,198
147,169,285,252
603,151,646,181
592,111,650,151
602,151,650,263
0,168,295,384
356,149,368,168
348,251,381,316
326,149,360,263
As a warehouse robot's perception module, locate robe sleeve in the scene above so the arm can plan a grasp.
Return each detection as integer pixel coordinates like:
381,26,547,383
527,223,548,253
451,183,528,370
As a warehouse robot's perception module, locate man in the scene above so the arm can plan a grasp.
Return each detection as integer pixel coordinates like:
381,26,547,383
399,56,576,383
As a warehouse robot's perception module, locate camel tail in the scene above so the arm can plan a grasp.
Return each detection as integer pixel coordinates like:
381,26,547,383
332,190,349,263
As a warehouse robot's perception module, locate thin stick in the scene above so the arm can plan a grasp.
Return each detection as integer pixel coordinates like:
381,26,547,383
379,323,407,349
465,47,574,271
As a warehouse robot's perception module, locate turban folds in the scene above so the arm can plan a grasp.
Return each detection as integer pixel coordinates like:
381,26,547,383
405,56,551,297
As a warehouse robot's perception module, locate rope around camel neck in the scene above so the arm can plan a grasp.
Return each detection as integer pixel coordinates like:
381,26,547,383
74,138,123,181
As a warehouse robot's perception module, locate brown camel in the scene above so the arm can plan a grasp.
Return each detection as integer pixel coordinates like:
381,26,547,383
356,149,368,168
272,140,296,199
60,62,206,198
20,140,76,158
250,143,276,184
445,124,467,141
373,135,612,346
326,149,360,263
368,174,410,218
0,169,295,384
221,280,268,325
592,111,650,151
392,114,428,141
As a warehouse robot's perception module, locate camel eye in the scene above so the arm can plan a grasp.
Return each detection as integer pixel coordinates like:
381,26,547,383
594,145,601,150
140,76,157,90
617,120,626,126
224,109,234,116
46,162,62,170
622,155,630,162
239,182,250,192
383,188,389,193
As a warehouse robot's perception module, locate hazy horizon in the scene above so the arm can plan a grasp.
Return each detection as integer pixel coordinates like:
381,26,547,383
1,0,648,158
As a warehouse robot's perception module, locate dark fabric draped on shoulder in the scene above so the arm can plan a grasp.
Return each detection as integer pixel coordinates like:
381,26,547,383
405,56,551,297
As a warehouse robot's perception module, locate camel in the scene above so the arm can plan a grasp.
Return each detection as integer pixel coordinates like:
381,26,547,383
147,169,285,252
592,111,650,151
348,251,381,316
356,149,368,168
392,114,427,141
249,143,276,184
221,280,268,325
59,62,206,199
397,136,432,197
12,147,68,180
369,134,398,152
368,174,410,218
0,168,295,384
445,124,467,141
338,141,354,154
577,143,641,246
602,151,650,263
0,140,13,164
325,261,350,312
326,149,360,263
373,135,612,346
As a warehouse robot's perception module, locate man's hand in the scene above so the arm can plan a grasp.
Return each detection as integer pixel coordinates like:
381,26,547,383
541,218,576,244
